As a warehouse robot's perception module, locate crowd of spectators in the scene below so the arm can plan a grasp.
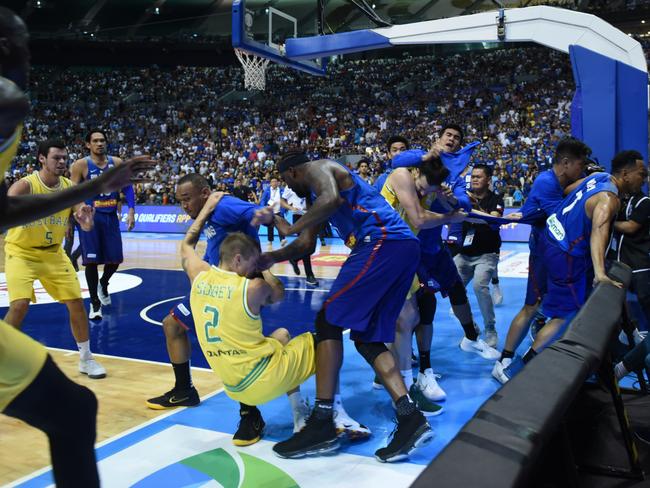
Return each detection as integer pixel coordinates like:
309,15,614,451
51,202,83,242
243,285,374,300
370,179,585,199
5,45,592,207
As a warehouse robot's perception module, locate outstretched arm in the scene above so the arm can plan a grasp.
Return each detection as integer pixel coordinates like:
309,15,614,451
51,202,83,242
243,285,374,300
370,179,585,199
0,155,156,233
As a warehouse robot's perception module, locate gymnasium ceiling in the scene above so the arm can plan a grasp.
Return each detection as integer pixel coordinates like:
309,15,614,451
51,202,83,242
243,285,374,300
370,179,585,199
2,0,622,41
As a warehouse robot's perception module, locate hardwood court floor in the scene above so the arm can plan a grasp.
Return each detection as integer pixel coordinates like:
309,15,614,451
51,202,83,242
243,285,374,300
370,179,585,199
0,234,345,485
0,349,223,485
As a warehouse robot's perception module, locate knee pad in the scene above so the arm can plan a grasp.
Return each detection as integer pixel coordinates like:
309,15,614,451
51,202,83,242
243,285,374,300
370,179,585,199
354,341,388,366
314,309,342,344
448,280,468,306
416,290,437,326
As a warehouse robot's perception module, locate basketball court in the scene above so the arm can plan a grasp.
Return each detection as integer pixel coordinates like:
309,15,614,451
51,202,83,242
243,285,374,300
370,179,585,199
1,234,532,487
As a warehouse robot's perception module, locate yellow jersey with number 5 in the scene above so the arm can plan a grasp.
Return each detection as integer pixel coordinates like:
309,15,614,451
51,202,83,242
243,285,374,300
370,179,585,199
5,172,73,258
190,266,281,390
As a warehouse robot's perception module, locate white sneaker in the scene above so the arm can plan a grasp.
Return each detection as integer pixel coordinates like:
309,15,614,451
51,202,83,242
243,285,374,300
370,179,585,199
491,283,503,306
459,336,501,360
79,357,106,379
333,404,371,440
98,284,111,306
491,358,511,384
293,399,310,433
416,369,447,402
89,303,102,321
484,329,498,348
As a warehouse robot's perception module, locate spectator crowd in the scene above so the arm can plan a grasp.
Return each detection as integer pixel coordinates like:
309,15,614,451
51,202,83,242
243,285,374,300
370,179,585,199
2,45,604,207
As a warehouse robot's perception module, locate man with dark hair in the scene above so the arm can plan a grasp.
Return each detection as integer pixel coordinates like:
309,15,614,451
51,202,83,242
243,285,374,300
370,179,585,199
4,139,106,378
373,135,410,192
493,137,591,383
496,149,645,382
379,153,467,410
453,164,504,347
70,129,138,320
608,150,650,323
253,151,432,463
259,176,285,244
0,9,155,485
146,174,264,412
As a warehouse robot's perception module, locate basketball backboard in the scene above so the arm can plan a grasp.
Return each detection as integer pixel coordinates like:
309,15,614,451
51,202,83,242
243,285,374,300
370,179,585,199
231,0,327,76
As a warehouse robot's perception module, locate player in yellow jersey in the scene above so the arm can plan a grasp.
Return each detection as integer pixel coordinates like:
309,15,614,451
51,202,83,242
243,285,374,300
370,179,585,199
379,154,466,412
0,8,156,485
4,138,106,378
181,194,316,447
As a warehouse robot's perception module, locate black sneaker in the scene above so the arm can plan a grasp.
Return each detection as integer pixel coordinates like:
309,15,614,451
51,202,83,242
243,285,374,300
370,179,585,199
290,259,301,275
233,408,265,446
375,411,434,463
145,387,200,410
273,413,340,458
306,275,319,287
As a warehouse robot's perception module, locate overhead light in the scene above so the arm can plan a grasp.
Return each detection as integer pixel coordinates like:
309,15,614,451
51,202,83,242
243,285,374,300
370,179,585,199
154,7,160,15
643,20,646,24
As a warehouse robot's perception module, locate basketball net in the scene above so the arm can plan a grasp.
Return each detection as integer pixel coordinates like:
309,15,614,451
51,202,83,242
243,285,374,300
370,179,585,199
235,48,270,91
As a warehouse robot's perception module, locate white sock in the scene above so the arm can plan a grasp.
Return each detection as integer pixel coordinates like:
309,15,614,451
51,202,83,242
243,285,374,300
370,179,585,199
287,391,303,412
614,361,629,380
401,369,414,389
77,341,92,361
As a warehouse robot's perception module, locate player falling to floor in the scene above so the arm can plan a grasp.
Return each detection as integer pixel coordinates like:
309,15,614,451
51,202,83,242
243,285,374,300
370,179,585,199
70,129,137,320
254,151,433,463
180,198,315,445
4,139,106,379
0,10,156,484
145,175,368,442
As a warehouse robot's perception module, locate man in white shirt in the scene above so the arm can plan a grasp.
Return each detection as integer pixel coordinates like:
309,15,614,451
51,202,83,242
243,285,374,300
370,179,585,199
281,186,318,286
264,177,286,245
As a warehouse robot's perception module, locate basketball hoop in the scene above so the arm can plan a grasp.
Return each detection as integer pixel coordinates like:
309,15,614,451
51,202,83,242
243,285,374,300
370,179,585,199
235,48,271,91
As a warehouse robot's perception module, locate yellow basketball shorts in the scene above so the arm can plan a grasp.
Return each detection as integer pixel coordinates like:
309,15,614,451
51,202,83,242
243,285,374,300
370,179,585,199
0,320,47,411
225,332,316,406
5,249,82,303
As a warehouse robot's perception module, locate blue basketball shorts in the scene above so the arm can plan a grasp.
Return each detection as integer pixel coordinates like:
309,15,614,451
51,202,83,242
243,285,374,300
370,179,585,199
79,211,123,265
323,238,419,343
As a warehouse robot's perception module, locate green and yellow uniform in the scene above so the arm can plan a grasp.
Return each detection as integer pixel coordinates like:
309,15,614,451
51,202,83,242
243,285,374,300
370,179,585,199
191,266,315,405
0,126,48,411
4,171,81,303
380,175,437,297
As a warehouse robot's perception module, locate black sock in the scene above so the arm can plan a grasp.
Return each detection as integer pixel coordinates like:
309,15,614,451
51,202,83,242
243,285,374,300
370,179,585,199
419,350,431,373
462,321,479,341
522,348,537,364
395,395,416,417
239,403,259,415
313,398,334,420
100,263,119,290
85,265,100,307
172,361,192,391
500,349,515,362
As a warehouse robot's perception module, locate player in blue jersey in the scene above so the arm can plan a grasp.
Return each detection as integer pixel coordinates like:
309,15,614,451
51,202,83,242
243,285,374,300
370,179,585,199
146,173,368,443
254,151,432,463
146,174,264,410
70,130,137,320
391,125,500,382
373,135,409,193
495,150,647,383
492,137,591,383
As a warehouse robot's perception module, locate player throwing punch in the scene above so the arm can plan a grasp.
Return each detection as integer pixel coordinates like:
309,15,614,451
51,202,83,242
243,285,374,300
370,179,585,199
254,151,433,463
71,130,137,320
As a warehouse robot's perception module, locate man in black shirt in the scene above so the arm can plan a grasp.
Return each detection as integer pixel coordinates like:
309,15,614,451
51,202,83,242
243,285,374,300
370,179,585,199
453,164,504,347
232,178,253,202
608,151,650,323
